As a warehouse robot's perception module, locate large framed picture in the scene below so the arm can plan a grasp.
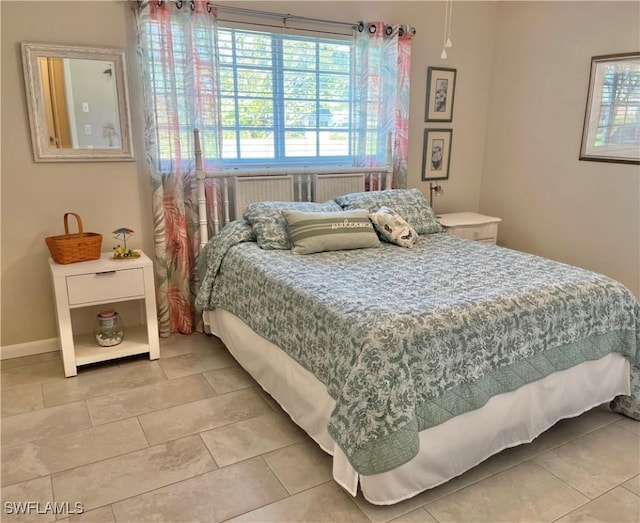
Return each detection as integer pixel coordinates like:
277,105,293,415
422,129,452,181
425,66,457,122
579,52,640,164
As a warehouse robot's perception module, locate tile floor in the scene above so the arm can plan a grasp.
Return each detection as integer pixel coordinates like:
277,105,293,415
1,333,639,523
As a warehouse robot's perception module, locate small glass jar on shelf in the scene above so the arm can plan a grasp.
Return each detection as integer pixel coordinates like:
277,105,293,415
94,309,124,347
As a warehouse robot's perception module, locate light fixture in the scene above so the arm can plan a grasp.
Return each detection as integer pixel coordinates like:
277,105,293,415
440,0,453,59
429,182,444,208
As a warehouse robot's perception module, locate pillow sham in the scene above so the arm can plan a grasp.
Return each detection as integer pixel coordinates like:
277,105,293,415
334,188,443,235
369,206,418,248
243,200,342,250
281,209,381,255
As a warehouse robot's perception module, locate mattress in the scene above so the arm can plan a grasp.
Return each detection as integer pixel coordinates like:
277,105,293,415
204,307,630,504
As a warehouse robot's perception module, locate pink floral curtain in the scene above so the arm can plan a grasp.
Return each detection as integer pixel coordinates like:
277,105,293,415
353,22,414,189
135,0,221,336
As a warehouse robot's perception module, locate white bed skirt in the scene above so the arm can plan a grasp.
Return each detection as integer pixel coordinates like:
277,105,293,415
204,308,630,505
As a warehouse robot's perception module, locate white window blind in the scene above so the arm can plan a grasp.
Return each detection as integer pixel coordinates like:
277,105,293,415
596,66,640,147
218,27,354,166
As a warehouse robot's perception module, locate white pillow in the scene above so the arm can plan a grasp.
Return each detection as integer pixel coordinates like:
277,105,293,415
369,206,418,248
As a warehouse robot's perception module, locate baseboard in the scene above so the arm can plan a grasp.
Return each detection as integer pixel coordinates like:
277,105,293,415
0,338,59,360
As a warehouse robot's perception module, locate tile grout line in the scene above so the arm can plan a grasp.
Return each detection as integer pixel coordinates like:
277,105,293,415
51,439,219,517
615,419,640,436
106,454,294,521
218,477,353,523
549,482,637,522
620,481,640,499
47,474,57,523
1,401,93,452
197,430,221,470
532,423,640,501
2,419,150,489
422,505,440,523
336,487,375,523
107,504,116,523
136,391,276,447
86,374,218,427
81,469,219,520
260,452,295,497
216,455,295,519
533,455,603,502
42,362,169,408
136,413,154,449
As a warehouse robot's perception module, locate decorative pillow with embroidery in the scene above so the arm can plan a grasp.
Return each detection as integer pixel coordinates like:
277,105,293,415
243,200,343,250
335,188,443,235
281,209,381,255
369,206,419,248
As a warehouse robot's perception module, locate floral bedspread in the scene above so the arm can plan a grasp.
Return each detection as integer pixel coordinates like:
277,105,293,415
196,220,640,475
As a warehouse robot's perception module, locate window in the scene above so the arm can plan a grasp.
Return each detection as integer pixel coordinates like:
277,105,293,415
580,52,640,164
217,27,354,166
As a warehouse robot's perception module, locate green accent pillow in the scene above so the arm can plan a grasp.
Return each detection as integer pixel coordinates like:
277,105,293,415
282,209,381,255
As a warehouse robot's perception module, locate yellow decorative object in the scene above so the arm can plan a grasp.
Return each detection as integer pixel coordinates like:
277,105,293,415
113,245,141,259
112,227,140,259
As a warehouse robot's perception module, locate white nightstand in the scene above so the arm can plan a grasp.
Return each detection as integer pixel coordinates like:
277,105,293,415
438,212,501,244
49,251,160,377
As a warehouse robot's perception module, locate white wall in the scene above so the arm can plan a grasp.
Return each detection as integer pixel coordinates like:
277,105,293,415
1,1,497,347
1,1,151,347
3,1,637,349
224,1,498,213
480,1,640,298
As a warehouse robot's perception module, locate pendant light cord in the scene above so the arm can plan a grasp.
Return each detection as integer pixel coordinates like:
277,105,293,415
441,0,453,59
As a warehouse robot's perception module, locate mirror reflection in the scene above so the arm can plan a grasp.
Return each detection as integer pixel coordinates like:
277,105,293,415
22,42,134,162
38,57,121,150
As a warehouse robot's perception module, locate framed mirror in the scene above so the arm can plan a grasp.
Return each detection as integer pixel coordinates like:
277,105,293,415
21,42,134,162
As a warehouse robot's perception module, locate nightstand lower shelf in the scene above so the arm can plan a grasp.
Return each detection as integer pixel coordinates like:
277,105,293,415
74,325,152,367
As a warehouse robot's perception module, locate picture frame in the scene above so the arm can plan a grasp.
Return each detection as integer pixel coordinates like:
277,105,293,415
422,129,452,181
579,52,640,164
425,66,457,122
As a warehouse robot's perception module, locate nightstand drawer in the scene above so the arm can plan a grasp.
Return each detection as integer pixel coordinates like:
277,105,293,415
66,268,145,305
449,223,498,241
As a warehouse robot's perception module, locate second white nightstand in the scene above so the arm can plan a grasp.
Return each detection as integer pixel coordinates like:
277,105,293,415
49,251,160,377
438,212,501,244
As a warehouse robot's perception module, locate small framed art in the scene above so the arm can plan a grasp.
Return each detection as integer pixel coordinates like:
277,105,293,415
425,66,457,122
422,129,452,181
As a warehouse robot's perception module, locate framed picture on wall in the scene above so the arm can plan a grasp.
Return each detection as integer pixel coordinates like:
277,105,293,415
579,52,640,164
422,129,452,181
425,66,457,122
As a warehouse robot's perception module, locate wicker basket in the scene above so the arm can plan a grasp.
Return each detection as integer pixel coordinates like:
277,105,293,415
45,213,102,264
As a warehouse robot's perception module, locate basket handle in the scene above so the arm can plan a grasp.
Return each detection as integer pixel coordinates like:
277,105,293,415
63,212,84,236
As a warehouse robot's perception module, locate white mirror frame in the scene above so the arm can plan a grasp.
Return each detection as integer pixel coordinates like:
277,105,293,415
21,42,134,162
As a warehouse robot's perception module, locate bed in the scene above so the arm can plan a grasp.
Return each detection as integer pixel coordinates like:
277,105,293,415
192,132,640,505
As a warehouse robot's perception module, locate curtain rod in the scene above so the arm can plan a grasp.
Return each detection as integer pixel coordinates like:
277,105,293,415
217,18,353,37
211,3,356,29
145,2,415,36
